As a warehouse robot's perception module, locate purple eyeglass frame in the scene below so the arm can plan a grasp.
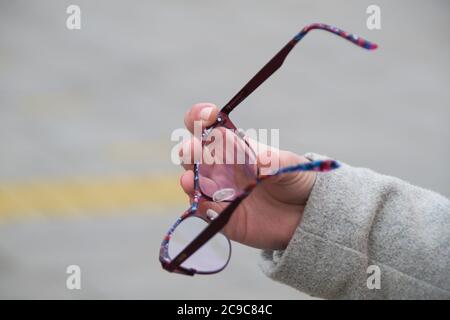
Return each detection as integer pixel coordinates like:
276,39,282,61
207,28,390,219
160,23,378,275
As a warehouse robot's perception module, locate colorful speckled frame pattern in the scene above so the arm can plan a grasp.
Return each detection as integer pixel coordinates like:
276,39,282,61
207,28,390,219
159,164,228,275
160,23,378,275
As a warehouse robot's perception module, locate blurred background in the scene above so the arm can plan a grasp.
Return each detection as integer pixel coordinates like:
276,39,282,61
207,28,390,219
0,0,448,299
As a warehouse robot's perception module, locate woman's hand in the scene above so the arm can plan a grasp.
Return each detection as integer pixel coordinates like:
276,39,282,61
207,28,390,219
179,103,316,250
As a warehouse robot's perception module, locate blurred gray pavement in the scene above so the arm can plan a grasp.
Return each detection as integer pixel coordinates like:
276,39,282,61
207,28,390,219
0,211,306,299
0,0,449,299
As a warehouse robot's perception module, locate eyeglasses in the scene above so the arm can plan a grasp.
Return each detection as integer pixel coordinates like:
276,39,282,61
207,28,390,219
160,23,377,276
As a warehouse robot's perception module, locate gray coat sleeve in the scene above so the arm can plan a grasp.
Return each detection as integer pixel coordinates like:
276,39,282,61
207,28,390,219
259,153,450,299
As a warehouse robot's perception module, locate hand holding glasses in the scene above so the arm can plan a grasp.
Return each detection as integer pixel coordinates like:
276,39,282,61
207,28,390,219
160,23,378,276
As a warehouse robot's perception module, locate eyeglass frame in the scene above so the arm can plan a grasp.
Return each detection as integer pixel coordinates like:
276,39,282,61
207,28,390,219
159,22,378,275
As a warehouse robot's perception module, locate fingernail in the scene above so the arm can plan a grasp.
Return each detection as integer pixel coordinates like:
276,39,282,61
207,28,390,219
200,107,213,121
206,209,219,220
212,188,235,202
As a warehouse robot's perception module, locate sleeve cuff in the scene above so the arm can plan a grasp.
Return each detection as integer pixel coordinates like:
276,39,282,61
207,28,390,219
259,153,372,299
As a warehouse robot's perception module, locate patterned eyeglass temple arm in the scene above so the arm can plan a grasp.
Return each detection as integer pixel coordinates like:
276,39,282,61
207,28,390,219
220,23,378,115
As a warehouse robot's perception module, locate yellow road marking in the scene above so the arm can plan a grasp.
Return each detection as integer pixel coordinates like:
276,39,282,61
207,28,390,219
0,175,186,221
